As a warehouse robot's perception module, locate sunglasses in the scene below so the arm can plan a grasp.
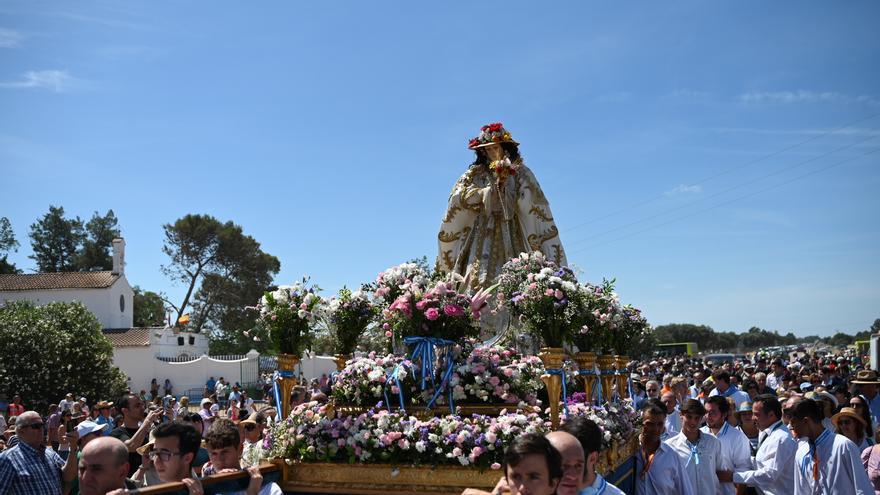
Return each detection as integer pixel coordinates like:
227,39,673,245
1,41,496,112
851,403,866,408
244,424,257,432
838,419,855,426
148,450,183,462
25,423,44,430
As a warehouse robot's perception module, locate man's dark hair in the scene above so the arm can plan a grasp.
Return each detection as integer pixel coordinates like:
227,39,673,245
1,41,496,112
790,398,823,423
644,398,666,412
706,396,730,414
117,394,137,413
641,403,667,418
772,359,783,367
712,371,730,384
183,412,202,424
153,421,201,465
680,399,707,416
559,416,602,456
503,433,563,483
204,418,240,450
753,394,782,419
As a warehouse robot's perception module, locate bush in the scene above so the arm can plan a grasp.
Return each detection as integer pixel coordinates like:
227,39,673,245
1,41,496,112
0,301,128,413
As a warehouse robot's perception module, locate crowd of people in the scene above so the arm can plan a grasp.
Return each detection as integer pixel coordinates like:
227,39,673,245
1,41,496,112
462,349,880,495
0,384,280,494
3,348,880,494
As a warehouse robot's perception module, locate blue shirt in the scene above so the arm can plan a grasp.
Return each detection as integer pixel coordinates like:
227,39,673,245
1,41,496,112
0,441,64,494
95,415,115,435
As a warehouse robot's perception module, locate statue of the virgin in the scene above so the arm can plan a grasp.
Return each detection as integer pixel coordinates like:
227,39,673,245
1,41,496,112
436,123,567,291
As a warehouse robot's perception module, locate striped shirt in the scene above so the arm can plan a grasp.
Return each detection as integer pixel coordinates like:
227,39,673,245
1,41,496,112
0,441,64,494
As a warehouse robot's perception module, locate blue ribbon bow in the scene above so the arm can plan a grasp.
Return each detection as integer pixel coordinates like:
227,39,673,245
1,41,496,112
546,368,569,416
272,369,294,415
384,336,457,413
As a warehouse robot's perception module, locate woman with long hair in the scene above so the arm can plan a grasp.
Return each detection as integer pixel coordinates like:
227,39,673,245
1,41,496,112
850,395,876,443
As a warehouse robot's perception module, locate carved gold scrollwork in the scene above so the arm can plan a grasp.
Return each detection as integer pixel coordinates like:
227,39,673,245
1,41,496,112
442,205,461,223
442,250,454,270
461,188,483,213
529,205,554,222
438,230,461,242
527,226,560,250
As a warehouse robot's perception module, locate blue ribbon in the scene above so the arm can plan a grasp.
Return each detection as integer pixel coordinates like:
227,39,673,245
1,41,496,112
592,365,603,405
384,336,457,413
689,442,700,465
546,368,569,416
272,370,294,416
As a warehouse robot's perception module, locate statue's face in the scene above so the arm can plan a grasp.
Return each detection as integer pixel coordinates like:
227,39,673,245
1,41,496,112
483,143,505,161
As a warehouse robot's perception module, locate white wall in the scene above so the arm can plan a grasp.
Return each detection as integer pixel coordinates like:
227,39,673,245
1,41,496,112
1,278,133,329
113,349,260,398
151,328,210,358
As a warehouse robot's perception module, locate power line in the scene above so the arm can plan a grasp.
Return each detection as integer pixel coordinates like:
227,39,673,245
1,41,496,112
567,133,879,247
563,112,880,234
567,146,880,255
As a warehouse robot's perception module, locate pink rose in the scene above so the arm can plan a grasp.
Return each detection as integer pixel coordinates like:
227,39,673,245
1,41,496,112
491,462,501,470
385,330,393,338
425,308,440,321
443,304,464,317
415,300,429,310
488,376,500,386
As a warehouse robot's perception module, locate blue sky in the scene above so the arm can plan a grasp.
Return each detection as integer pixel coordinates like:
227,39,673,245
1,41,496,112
2,1,879,338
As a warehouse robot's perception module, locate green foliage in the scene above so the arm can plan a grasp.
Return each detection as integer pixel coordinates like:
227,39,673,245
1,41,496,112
75,210,121,271
133,286,166,327
0,217,20,274
0,301,128,414
160,214,280,355
29,206,85,272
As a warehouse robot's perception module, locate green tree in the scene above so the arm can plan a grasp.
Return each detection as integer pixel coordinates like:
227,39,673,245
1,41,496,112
0,217,21,274
133,286,166,327
161,214,280,353
75,210,121,271
29,206,85,272
0,301,128,413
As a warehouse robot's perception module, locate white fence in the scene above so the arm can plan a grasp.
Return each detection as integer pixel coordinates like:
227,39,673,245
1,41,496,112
112,349,339,399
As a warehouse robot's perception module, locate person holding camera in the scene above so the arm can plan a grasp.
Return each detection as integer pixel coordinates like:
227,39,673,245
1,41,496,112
0,410,80,494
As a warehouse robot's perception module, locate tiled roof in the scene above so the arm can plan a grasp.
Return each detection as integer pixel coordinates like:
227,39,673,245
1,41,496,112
102,327,154,347
0,271,120,291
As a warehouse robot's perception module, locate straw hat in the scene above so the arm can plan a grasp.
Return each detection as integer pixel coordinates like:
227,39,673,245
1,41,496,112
832,407,867,429
852,370,880,385
468,123,519,149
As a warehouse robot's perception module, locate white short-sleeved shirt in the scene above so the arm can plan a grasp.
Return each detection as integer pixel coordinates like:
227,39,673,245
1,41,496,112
666,430,722,495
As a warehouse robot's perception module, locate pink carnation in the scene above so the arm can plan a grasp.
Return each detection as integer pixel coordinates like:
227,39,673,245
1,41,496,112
425,308,440,320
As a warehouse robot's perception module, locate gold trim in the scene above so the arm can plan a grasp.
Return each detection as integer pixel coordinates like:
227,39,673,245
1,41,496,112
441,250,454,270
441,205,461,223
529,205,554,222
461,188,483,213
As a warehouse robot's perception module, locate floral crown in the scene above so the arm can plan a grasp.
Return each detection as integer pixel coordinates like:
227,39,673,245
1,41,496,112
468,122,519,150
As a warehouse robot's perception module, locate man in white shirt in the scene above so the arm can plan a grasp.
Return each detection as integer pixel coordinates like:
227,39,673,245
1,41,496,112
765,359,785,392
59,393,76,412
660,392,680,441
733,394,796,495
788,398,872,495
557,417,625,495
707,371,750,409
702,396,750,495
636,403,694,495
665,399,727,495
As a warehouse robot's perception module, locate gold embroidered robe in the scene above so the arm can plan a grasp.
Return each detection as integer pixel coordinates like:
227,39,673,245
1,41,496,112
436,161,566,290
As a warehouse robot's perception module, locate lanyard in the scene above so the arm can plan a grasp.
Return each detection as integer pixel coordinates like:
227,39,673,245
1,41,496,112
687,438,701,465
800,429,832,480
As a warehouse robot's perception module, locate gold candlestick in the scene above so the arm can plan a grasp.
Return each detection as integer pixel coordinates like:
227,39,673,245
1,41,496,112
539,347,565,429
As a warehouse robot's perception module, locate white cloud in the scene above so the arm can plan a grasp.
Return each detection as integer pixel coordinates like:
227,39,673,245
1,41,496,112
665,184,703,196
739,90,880,107
0,28,22,47
0,70,73,92
664,89,713,102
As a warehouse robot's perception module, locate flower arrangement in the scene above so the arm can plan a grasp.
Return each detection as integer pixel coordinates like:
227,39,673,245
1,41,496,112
419,345,544,408
497,251,585,348
249,277,323,356
266,402,549,469
331,353,417,407
611,304,651,356
324,287,377,355
572,280,619,354
488,157,519,184
564,397,639,450
382,279,481,343
369,262,431,310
